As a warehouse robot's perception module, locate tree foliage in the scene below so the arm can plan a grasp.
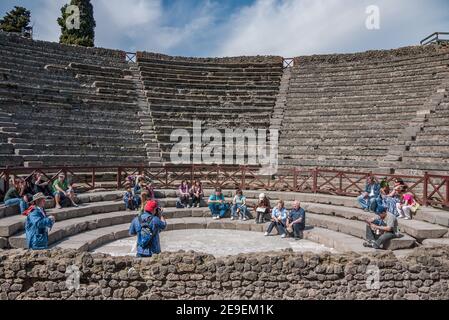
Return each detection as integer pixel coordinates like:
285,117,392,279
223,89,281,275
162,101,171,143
57,0,96,47
0,6,31,33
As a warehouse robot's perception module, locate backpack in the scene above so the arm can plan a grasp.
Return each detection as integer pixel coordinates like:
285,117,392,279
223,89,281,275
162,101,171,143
138,215,155,249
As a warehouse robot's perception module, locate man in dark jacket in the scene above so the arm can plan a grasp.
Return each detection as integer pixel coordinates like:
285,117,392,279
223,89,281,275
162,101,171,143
129,200,167,258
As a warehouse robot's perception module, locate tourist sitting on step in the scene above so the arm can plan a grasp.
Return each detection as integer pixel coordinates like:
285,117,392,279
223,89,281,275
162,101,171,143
32,172,53,198
176,180,191,208
24,193,55,250
208,187,230,220
3,178,29,214
396,193,419,220
286,200,306,240
265,200,287,238
124,185,139,211
144,182,155,200
357,176,380,212
19,178,35,205
189,179,204,208
382,178,407,217
255,193,271,224
363,206,399,250
231,189,249,221
52,173,78,209
129,200,167,258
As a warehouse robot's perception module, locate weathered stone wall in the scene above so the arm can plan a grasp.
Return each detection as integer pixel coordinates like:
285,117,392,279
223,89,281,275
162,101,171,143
294,43,449,66
1,247,449,300
137,51,284,64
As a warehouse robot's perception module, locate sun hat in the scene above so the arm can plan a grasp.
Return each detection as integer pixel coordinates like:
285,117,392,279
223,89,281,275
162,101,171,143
259,193,266,200
31,192,47,203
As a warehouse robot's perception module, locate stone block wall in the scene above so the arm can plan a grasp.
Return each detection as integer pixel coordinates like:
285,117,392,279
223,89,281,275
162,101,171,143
1,247,448,300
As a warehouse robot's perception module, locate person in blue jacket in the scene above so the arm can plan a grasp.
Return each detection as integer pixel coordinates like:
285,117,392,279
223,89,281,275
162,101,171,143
357,176,381,212
129,200,167,258
24,193,55,250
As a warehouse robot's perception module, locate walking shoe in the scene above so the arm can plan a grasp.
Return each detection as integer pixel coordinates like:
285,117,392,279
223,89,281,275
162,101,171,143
197,204,200,208
231,217,235,221
404,217,411,220
264,232,269,236
243,218,248,221
363,241,372,248
281,234,286,238
56,204,62,209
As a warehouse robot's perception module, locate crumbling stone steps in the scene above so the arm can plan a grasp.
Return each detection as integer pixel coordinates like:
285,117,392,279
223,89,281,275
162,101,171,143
282,120,408,130
1,72,81,89
0,41,127,68
149,110,270,121
0,155,22,167
142,80,279,91
145,86,278,96
287,88,436,99
76,74,133,85
281,128,402,137
289,76,446,89
283,111,419,123
9,134,145,148
289,79,443,92
288,92,430,103
146,97,274,108
279,150,386,159
0,97,140,112
138,62,282,73
68,62,125,76
8,211,136,249
306,214,415,250
140,73,282,83
137,57,282,69
12,115,142,130
0,41,126,66
20,155,148,167
279,159,378,169
0,88,134,106
14,146,148,157
146,92,276,102
0,200,124,239
291,63,449,79
294,53,448,74
149,103,272,113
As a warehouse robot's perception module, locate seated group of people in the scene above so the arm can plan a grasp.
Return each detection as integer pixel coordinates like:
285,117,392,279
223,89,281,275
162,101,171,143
358,176,421,249
207,187,306,240
3,172,77,214
357,176,419,220
123,175,155,211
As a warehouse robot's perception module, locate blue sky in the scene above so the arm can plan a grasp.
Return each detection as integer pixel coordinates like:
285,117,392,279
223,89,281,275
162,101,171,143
1,0,448,57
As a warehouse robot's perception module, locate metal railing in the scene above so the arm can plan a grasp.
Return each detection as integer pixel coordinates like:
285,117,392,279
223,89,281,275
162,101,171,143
1,165,448,208
420,32,449,45
283,58,294,69
125,52,137,63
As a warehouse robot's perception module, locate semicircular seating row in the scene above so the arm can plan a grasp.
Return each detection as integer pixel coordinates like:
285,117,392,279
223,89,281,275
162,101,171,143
1,189,448,253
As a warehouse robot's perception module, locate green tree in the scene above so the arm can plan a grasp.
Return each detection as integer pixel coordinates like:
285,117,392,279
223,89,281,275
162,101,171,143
57,0,96,47
0,6,31,33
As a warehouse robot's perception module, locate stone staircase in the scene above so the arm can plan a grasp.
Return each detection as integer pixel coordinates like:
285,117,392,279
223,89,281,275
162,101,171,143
379,80,449,174
269,67,291,132
128,66,163,166
0,111,23,167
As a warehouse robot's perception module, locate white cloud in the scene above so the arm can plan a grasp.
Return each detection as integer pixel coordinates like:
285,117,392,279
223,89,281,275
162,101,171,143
214,0,449,57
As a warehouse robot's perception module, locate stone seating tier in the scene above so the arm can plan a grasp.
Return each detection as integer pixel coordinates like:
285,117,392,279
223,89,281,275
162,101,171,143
2,189,447,253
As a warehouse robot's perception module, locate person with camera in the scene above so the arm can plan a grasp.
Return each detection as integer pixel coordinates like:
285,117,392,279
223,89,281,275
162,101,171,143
128,200,167,258
363,205,399,250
